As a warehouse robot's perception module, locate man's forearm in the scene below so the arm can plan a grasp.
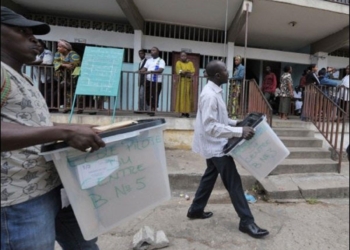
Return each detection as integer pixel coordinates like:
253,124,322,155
1,122,69,152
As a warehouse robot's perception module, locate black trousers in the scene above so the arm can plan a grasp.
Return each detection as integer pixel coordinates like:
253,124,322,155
145,81,162,111
190,155,254,226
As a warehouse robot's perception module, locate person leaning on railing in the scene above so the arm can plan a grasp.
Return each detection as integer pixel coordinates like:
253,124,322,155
53,39,81,113
318,68,340,101
175,51,195,118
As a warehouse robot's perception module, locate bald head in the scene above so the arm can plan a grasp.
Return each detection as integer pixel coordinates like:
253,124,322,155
206,60,225,77
205,60,228,86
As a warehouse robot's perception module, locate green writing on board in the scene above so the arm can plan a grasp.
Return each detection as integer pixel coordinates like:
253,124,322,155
75,46,124,96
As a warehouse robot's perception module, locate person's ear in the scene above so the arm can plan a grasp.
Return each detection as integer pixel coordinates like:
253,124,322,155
215,73,220,78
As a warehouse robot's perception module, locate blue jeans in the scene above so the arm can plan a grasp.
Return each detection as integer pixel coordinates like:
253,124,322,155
1,185,98,250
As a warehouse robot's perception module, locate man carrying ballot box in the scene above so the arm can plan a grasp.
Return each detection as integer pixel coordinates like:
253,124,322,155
1,7,105,250
187,60,269,239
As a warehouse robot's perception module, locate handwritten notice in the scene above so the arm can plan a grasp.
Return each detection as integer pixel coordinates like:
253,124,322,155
77,155,120,190
75,47,124,96
229,120,290,180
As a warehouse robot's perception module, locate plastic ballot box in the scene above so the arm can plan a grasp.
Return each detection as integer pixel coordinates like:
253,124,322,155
223,113,290,181
40,119,171,240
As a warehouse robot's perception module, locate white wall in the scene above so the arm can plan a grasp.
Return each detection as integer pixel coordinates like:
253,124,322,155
144,35,226,57
328,56,349,68
37,26,134,49
38,26,349,69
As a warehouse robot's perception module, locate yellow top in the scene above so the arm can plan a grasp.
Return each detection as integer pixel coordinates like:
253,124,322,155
175,60,195,76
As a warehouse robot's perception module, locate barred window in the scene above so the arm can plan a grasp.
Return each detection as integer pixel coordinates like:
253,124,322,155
144,21,225,44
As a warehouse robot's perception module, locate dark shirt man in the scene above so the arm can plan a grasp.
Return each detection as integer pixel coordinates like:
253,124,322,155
305,64,320,85
188,60,269,239
136,49,147,112
1,6,105,249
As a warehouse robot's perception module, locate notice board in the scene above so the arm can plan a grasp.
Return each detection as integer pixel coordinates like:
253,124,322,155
69,46,124,123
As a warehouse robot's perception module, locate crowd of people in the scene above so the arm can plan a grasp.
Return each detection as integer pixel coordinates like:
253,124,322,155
1,9,271,250
260,63,349,121
26,36,349,120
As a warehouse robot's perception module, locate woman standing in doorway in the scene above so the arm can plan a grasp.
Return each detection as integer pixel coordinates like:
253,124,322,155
175,52,195,118
279,65,294,120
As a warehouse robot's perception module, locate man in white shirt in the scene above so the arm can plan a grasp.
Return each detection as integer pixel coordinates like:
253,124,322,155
188,60,269,239
29,39,54,107
31,39,53,83
140,47,165,116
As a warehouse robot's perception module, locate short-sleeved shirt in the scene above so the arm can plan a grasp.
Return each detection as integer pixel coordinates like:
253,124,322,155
1,62,61,207
279,73,293,97
33,49,54,83
143,57,166,83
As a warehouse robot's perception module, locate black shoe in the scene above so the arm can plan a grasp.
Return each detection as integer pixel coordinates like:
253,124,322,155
187,210,213,220
239,223,269,238
147,112,155,117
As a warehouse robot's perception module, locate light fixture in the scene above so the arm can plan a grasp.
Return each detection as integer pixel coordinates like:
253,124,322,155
288,21,297,27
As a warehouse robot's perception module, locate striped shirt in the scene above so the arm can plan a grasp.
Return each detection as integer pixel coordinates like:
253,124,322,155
192,81,243,159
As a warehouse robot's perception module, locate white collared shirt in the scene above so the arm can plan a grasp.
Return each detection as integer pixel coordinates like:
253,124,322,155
192,81,243,159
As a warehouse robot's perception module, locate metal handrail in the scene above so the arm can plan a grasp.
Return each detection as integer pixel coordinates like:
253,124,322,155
303,84,348,173
240,79,273,126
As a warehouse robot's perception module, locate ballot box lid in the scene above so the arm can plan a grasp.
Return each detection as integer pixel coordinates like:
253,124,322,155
41,118,166,153
223,113,265,154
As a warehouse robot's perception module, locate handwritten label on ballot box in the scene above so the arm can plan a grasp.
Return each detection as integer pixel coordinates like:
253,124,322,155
41,122,170,240
228,119,290,180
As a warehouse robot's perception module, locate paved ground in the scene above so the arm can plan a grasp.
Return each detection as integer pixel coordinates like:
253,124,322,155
55,198,349,250
54,149,349,249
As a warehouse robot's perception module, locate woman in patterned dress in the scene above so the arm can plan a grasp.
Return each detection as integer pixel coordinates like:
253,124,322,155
53,39,81,113
279,65,294,120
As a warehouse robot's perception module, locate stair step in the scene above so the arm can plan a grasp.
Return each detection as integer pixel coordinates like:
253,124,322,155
287,147,331,159
258,173,349,199
271,159,337,175
273,128,315,137
272,120,311,128
279,137,323,147
169,165,256,192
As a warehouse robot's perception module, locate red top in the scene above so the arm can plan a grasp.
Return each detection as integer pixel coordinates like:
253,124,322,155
299,75,307,88
262,73,277,93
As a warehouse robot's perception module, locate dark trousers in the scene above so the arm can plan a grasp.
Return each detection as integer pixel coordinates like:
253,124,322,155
145,80,162,111
190,155,254,226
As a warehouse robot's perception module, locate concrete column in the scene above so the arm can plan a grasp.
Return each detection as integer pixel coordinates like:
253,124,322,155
311,52,329,71
133,30,143,70
227,42,235,77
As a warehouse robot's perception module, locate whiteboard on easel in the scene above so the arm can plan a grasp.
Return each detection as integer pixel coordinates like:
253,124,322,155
75,46,124,96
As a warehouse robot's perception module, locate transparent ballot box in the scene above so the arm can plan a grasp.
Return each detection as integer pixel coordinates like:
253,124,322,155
223,113,290,181
40,119,171,240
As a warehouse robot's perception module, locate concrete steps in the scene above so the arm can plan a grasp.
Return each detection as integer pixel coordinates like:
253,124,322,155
279,136,323,147
270,159,338,175
257,120,348,200
273,128,315,137
286,147,332,159
258,173,349,199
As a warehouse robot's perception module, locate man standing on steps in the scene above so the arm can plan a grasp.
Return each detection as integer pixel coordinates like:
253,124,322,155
187,60,269,239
